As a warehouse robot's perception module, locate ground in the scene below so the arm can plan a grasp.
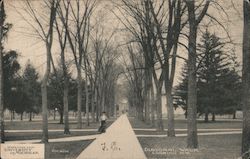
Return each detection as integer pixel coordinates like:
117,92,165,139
130,117,242,159
3,116,242,159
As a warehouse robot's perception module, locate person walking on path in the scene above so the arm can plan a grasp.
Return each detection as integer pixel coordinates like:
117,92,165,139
98,111,107,133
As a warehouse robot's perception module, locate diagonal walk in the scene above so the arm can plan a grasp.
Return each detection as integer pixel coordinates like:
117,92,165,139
76,114,147,159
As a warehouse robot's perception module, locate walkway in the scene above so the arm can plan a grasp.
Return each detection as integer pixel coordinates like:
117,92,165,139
5,134,100,144
76,114,147,159
137,131,242,138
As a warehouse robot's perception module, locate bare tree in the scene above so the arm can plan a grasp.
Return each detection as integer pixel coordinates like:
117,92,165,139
184,0,210,148
114,0,165,130
114,0,186,132
242,0,250,158
148,0,186,136
55,0,70,134
90,15,119,119
58,0,97,128
19,0,59,143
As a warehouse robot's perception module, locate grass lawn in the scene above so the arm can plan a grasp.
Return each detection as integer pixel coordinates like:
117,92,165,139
3,119,114,159
129,117,242,159
5,131,99,141
5,119,114,130
4,119,115,141
139,134,241,159
134,130,235,135
129,117,242,129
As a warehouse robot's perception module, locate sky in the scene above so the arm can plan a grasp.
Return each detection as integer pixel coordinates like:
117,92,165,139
3,0,244,83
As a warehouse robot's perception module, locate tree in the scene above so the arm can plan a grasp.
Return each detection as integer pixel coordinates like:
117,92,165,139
184,0,210,148
55,0,70,134
3,50,20,111
148,0,185,136
48,70,64,124
21,0,59,143
48,67,75,125
196,31,240,122
58,0,97,129
22,61,41,121
10,77,28,121
175,31,241,122
0,0,12,143
123,45,145,121
115,0,186,133
89,12,122,121
242,0,250,158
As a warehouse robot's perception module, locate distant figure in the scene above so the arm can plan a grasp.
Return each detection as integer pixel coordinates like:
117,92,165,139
98,111,107,133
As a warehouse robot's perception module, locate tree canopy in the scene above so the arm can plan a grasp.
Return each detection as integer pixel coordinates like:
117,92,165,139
174,30,241,122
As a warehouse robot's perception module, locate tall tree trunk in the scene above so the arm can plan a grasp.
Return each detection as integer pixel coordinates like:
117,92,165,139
242,2,250,157
95,86,99,122
0,0,4,143
149,83,155,126
101,90,105,112
59,110,63,124
144,98,150,123
63,78,70,134
40,0,57,143
144,84,150,124
85,76,89,126
212,113,215,122
144,70,151,124
77,67,82,129
113,85,117,118
156,89,163,131
41,44,51,143
185,0,209,149
233,111,236,119
166,91,175,136
10,111,13,121
41,71,49,143
114,103,117,118
41,43,52,143
205,112,209,123
20,113,23,121
186,5,198,148
138,103,144,121
53,109,56,120
91,87,95,122
29,112,32,122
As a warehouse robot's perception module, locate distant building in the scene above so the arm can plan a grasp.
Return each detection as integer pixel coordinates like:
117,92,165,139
117,98,129,115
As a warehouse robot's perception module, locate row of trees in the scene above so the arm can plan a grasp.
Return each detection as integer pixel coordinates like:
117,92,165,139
0,0,249,158
19,0,123,142
7,61,40,121
115,0,213,139
115,0,186,136
115,0,250,157
0,0,123,143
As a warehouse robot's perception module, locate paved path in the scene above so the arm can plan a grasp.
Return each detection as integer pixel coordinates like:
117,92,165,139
134,128,241,131
137,131,242,138
5,134,100,144
76,114,147,159
5,129,97,133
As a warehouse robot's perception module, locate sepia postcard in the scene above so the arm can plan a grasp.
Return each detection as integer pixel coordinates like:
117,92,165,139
0,0,247,159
